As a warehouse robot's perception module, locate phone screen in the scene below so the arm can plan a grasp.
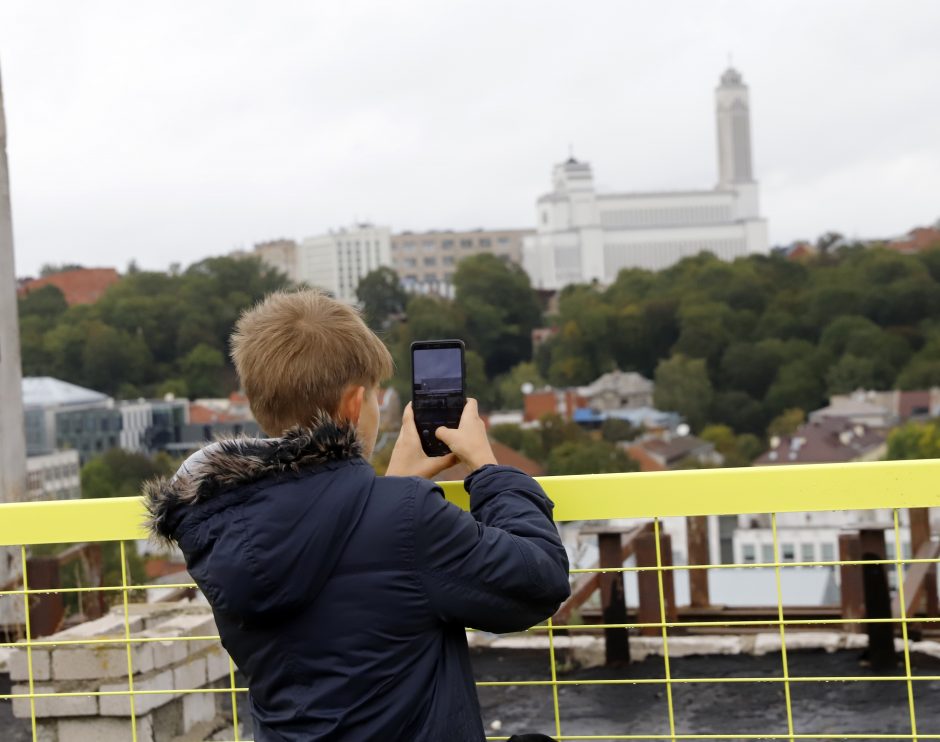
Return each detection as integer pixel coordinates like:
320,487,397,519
412,348,463,394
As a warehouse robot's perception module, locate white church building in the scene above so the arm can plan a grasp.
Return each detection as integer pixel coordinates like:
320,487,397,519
523,68,769,289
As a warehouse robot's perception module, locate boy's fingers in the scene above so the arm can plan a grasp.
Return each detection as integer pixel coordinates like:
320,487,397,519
460,398,478,425
434,426,456,446
401,402,414,424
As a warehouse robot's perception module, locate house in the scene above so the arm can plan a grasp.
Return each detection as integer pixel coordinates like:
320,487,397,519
523,387,586,422
886,223,940,255
810,388,940,428
577,370,654,411
755,417,887,465
626,435,723,472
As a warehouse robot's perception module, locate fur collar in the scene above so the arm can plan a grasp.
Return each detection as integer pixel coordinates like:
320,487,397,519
144,415,361,542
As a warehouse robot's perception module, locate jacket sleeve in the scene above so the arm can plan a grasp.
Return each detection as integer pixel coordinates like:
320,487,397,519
414,465,571,633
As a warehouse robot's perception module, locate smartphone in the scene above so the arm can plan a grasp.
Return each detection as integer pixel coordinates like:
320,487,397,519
411,339,467,457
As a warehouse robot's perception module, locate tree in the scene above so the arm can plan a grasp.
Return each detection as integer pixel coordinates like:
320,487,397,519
653,355,713,431
453,254,542,377
768,408,805,437
81,448,176,499
496,362,545,410
699,424,762,467
181,343,226,398
709,390,768,435
885,421,940,460
357,267,407,331
547,439,638,476
39,263,84,277
488,424,543,463
600,418,640,443
19,284,68,320
825,355,881,395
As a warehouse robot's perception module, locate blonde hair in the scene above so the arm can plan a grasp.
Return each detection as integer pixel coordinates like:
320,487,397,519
230,290,393,435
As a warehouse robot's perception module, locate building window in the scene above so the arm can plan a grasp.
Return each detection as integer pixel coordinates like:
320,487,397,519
781,543,795,562
742,544,756,563
460,239,473,248
541,210,548,225
423,273,438,282
479,238,491,247
497,236,511,245
404,258,417,267
821,542,836,563
422,241,436,251
761,544,774,564
442,256,455,266
800,543,815,563
423,257,437,266
442,240,455,249
402,242,416,252
443,272,454,282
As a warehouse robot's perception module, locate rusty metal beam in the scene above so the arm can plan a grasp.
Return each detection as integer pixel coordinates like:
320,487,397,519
554,522,652,625
839,532,863,633
892,539,940,620
636,531,677,637
909,508,938,617
687,516,710,608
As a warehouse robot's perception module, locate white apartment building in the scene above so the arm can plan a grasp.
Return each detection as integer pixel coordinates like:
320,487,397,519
25,450,81,501
390,228,533,297
524,68,769,289
297,224,392,303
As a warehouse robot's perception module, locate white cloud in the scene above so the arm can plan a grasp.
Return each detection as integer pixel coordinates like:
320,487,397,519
2,0,939,276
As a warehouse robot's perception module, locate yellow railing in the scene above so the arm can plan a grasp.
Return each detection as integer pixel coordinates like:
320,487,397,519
1,460,939,741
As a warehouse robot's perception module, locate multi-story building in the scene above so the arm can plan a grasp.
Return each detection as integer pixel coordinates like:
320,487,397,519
253,239,299,281
390,228,533,296
523,68,768,289
23,377,123,464
25,450,81,501
297,224,392,303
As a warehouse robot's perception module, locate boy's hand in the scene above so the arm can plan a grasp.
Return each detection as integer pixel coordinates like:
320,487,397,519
386,403,457,479
434,399,498,473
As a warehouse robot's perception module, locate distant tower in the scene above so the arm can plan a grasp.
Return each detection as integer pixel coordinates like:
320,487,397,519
715,67,754,187
0,61,27,503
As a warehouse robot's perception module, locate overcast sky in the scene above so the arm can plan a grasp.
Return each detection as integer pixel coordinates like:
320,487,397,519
2,0,939,278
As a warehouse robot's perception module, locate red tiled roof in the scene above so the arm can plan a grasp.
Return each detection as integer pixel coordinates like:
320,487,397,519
437,439,545,481
625,444,667,473
189,403,237,424
18,268,120,306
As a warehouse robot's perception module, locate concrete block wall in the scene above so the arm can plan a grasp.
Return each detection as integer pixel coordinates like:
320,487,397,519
9,602,246,741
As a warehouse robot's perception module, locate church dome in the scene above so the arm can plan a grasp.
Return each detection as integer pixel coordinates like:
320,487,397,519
720,67,744,86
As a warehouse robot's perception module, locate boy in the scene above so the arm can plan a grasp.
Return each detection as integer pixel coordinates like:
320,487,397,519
145,290,570,741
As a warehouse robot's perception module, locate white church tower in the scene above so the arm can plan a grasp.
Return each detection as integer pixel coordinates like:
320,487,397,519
715,67,754,187
715,67,760,221
523,67,768,289
0,61,27,504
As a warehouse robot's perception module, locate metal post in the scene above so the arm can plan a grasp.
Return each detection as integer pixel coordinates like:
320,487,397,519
839,533,863,633
637,531,676,637
687,516,710,608
597,532,630,665
859,528,897,671
909,508,938,616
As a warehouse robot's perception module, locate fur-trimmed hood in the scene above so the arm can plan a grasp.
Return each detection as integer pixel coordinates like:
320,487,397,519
144,416,362,543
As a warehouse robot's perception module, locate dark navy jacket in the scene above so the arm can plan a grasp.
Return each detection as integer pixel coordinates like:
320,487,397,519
144,420,570,741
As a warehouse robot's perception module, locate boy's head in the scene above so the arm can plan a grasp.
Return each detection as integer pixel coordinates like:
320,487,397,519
230,290,393,450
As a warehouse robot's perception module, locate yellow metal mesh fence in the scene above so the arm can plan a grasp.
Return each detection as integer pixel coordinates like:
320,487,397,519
0,460,938,741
